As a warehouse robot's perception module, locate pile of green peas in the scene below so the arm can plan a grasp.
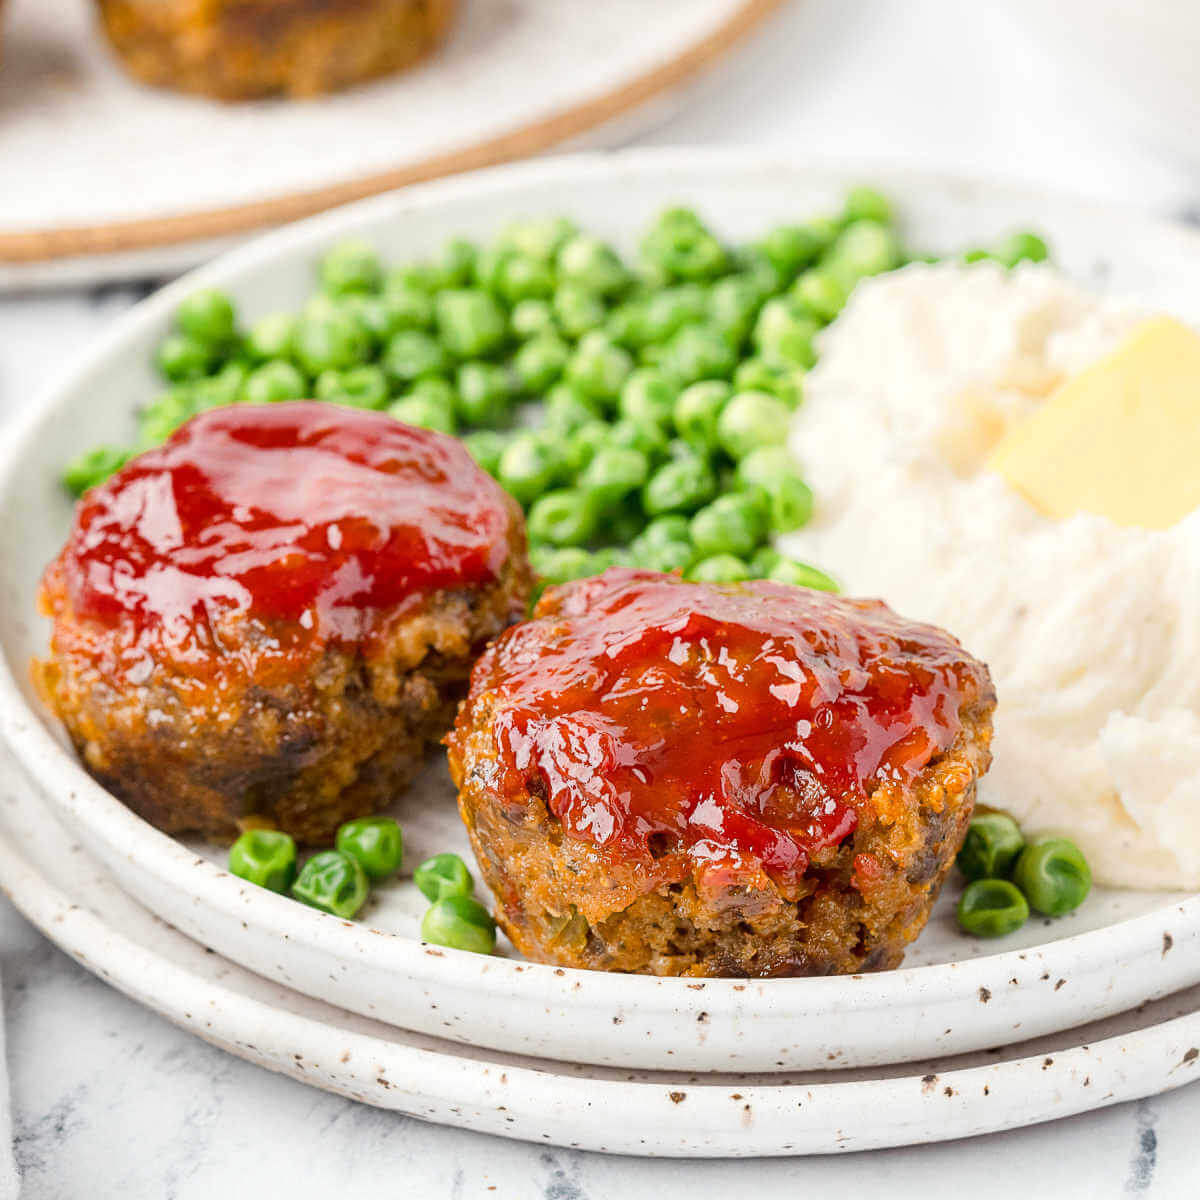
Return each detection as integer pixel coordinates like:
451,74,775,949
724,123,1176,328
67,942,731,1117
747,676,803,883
955,811,1092,938
228,818,496,953
60,187,1050,589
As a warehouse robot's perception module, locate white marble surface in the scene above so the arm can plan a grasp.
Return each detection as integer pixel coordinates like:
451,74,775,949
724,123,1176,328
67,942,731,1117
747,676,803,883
2,0,1200,1194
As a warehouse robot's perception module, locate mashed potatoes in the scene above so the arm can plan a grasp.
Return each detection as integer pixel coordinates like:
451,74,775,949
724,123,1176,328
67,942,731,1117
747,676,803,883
785,262,1200,890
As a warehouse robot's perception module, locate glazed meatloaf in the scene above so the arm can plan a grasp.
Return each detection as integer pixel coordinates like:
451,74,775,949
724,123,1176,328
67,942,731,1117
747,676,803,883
447,568,995,978
36,402,531,844
94,0,458,100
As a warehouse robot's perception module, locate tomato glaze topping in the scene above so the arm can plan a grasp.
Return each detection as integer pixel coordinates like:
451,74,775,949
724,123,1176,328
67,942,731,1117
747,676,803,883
468,569,988,891
49,403,514,663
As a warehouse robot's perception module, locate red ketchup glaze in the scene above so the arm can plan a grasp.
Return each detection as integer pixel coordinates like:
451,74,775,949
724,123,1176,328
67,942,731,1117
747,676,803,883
49,403,514,667
478,569,983,893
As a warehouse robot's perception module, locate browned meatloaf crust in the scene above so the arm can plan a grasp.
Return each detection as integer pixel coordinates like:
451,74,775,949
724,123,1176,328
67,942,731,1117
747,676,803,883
447,569,996,978
35,403,532,845
94,0,458,100
37,555,529,844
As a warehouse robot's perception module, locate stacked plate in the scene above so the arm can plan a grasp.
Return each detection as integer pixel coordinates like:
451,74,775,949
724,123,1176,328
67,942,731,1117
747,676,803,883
2,152,1199,1156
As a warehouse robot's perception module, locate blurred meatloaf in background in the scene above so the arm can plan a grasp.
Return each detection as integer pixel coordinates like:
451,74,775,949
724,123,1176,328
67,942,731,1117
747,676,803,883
94,0,458,99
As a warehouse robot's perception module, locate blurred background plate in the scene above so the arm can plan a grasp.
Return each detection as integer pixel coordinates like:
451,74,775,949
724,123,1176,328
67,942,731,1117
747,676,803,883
0,0,784,289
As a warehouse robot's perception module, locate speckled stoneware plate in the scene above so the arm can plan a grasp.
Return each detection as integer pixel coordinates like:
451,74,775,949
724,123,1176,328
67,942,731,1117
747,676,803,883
2,738,1199,1157
2,151,1200,1074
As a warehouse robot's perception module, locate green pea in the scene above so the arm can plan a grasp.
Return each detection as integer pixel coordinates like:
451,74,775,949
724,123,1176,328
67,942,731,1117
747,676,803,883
382,329,449,386
957,813,1026,882
733,357,805,408
736,446,814,530
717,390,792,460
995,231,1050,268
462,430,509,477
674,380,731,453
156,332,213,382
579,446,650,510
229,829,297,894
605,299,652,349
734,244,789,296
501,216,578,263
510,298,557,340
635,514,691,548
414,852,474,902
957,878,1029,938
553,283,607,339
843,186,894,226
497,255,556,305
642,456,717,516
607,418,668,462
563,420,611,475
380,282,435,333
319,239,382,295
1013,837,1092,916
749,545,782,577
709,273,766,344
136,390,193,449
527,489,598,547
566,331,634,401
963,249,994,265
385,263,438,293
619,368,677,429
768,559,839,591
661,323,738,386
791,269,848,323
557,234,627,296
421,894,496,954
456,361,514,425
690,493,767,559
435,289,508,360
530,545,598,585
338,295,393,346
245,312,298,363
335,816,404,880
63,445,130,496
641,207,728,281
689,553,751,583
643,284,709,343
242,361,307,405
291,850,369,919
295,309,370,374
388,392,457,434
634,537,694,574
753,297,819,368
513,334,570,394
761,223,825,278
544,383,603,433
829,219,902,280
176,289,237,346
314,364,390,410
410,375,458,408
195,362,249,409
434,238,478,289
498,433,565,504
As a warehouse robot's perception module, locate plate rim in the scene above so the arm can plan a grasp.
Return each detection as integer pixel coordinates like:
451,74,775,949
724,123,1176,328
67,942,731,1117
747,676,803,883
3,147,1200,1066
2,747,1200,1158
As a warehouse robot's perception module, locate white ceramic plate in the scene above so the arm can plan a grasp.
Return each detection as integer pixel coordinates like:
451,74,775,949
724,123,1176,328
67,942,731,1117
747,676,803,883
2,151,1200,1074
2,736,1199,1158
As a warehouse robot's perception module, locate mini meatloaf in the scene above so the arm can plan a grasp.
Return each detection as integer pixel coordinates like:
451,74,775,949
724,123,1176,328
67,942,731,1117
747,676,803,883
36,402,530,844
94,0,458,100
447,568,995,977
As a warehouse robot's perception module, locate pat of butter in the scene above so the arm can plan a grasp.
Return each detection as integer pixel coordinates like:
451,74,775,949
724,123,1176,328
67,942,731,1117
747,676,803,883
989,316,1200,529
